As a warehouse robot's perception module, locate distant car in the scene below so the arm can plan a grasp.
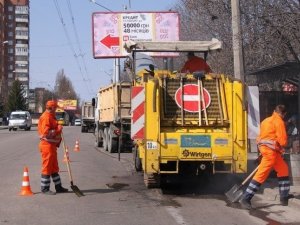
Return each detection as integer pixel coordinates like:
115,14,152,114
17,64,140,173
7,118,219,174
8,111,32,131
74,119,81,126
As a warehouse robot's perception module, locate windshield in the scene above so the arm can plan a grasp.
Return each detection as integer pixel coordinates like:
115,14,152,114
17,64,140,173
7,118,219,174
10,114,26,119
55,112,64,120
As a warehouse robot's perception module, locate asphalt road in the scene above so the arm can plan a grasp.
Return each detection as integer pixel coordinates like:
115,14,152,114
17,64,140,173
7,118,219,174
0,126,299,225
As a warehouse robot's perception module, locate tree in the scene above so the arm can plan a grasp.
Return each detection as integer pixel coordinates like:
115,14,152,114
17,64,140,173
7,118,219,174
54,69,79,101
7,80,27,112
173,0,300,78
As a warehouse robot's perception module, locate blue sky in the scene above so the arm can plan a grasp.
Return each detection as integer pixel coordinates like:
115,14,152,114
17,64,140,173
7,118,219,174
29,0,177,101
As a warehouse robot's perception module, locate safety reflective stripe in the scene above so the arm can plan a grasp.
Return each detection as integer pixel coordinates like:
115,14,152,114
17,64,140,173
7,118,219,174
257,139,280,151
41,177,50,187
52,174,61,185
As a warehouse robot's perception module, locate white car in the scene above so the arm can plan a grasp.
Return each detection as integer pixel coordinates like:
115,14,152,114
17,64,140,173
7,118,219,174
74,119,81,126
8,111,32,131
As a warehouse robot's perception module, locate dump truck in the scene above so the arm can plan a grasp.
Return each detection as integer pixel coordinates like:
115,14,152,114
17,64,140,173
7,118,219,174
81,101,95,133
93,82,132,153
123,39,248,188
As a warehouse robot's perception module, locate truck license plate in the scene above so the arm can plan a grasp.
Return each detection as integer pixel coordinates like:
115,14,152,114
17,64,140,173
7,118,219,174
146,141,158,150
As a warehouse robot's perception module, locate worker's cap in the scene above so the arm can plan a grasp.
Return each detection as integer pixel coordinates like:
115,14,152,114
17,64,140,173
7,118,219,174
46,100,58,109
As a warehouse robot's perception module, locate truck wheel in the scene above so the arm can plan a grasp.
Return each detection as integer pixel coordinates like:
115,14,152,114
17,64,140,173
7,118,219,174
133,146,142,171
95,128,103,147
103,127,109,151
108,127,118,153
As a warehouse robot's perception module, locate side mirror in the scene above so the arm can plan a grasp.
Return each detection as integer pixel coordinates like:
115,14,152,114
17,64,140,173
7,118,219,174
92,98,95,107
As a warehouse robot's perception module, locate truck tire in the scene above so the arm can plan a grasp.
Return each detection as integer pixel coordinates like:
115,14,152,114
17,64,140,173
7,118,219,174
108,126,118,153
95,128,103,147
103,127,109,151
133,146,142,171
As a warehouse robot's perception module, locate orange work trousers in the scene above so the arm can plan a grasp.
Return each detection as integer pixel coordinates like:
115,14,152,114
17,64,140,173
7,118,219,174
39,141,59,175
253,146,289,184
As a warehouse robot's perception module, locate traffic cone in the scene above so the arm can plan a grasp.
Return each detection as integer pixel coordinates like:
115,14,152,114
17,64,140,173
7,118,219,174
19,166,33,196
73,139,80,152
63,146,70,163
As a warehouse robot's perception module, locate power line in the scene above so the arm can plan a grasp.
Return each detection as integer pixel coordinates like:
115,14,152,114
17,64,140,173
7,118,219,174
88,0,113,12
66,0,95,94
53,0,94,96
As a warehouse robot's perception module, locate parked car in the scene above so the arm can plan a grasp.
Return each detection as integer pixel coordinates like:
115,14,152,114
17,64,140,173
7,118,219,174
8,111,32,131
74,118,81,126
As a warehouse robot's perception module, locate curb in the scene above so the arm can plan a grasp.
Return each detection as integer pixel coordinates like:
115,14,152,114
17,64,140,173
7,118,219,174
0,126,7,130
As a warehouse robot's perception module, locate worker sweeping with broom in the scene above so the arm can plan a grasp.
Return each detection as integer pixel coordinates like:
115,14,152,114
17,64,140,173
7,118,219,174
38,100,68,195
239,105,293,209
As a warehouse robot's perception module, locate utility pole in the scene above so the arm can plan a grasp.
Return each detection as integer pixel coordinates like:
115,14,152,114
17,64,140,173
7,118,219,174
231,0,244,81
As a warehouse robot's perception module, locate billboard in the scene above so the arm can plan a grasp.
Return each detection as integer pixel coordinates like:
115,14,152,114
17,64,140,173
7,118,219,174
92,11,179,58
57,99,77,111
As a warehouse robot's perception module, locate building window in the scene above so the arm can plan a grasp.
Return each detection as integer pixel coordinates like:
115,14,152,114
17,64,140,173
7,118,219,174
8,73,13,78
8,6,13,12
8,15,14,20
8,48,14,54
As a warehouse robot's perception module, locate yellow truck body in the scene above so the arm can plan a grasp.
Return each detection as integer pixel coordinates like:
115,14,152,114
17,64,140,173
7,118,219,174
126,39,248,187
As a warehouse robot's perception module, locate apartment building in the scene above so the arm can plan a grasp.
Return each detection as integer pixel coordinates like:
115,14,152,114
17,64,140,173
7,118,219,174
0,0,29,104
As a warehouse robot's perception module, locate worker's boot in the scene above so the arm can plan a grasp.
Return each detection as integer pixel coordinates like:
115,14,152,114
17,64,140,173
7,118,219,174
280,194,294,206
51,173,69,193
239,179,261,210
278,177,291,206
41,174,56,195
239,197,252,210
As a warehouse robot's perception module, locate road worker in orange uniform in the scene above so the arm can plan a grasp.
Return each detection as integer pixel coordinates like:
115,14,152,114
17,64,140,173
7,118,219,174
240,105,293,209
38,100,68,195
181,52,212,74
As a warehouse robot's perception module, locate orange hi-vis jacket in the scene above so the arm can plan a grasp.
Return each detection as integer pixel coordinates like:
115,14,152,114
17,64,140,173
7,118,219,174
38,111,62,175
181,56,212,73
254,111,289,183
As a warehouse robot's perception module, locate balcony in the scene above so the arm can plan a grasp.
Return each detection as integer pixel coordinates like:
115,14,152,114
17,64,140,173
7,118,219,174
14,68,28,73
15,15,28,23
15,6,29,15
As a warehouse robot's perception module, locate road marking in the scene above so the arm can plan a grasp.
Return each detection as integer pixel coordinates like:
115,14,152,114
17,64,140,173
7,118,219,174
166,206,189,225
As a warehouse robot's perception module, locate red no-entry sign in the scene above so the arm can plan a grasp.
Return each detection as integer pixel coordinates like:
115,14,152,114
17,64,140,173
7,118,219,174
175,84,211,112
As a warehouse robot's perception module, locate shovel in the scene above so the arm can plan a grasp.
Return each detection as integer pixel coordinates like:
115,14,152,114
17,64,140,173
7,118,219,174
61,132,84,197
225,165,259,203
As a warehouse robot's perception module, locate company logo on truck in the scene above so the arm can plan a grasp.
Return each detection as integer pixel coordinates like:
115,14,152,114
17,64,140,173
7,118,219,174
182,149,212,158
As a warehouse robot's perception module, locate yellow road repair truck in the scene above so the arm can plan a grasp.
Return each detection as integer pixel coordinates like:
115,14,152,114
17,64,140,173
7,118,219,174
124,39,248,188
55,108,70,126
93,82,132,153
